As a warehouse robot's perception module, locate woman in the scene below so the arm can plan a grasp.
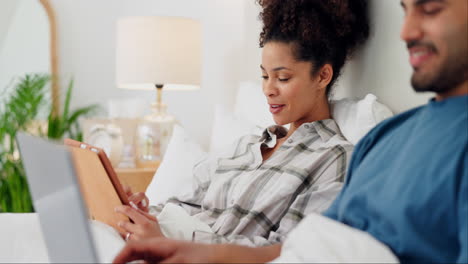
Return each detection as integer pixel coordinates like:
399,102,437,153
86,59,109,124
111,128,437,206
115,0,369,247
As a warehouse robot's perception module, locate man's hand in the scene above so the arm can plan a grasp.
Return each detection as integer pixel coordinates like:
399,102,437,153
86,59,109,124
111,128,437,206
113,237,221,264
115,205,164,241
113,237,282,264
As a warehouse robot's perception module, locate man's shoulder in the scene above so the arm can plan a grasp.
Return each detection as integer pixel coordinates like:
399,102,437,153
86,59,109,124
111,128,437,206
360,105,425,142
381,105,424,126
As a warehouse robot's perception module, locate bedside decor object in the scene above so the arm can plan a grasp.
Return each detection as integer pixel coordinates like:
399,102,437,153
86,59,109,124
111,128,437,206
86,123,124,167
115,16,202,168
82,118,139,168
134,114,174,168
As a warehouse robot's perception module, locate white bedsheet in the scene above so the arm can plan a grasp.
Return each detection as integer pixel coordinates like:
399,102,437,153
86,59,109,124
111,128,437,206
0,213,125,263
0,205,210,263
157,203,213,240
0,212,399,263
271,213,399,263
0,213,48,263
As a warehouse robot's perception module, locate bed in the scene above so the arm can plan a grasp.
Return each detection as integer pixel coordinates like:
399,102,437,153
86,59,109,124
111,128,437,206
0,82,395,262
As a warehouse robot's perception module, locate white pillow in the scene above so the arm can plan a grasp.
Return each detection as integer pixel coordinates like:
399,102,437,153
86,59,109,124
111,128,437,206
146,124,207,205
209,104,263,153
146,92,392,206
330,94,393,145
234,81,274,129
233,82,393,145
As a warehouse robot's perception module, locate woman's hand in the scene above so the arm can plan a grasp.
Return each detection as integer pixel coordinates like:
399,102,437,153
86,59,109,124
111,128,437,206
115,204,165,241
124,185,149,213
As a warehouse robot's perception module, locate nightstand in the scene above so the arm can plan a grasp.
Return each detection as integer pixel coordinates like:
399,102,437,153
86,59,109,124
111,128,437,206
116,164,159,193
82,118,161,193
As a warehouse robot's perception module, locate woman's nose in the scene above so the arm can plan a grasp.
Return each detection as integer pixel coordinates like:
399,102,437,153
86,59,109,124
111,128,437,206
263,80,278,97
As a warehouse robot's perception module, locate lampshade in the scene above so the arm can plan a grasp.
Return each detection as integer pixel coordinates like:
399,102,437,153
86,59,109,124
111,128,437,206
116,16,201,91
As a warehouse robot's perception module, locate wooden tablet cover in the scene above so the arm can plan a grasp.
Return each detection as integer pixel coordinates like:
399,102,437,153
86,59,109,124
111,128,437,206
66,144,128,233
64,139,129,206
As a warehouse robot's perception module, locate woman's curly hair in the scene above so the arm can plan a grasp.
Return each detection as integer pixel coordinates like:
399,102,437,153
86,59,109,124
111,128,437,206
258,0,370,96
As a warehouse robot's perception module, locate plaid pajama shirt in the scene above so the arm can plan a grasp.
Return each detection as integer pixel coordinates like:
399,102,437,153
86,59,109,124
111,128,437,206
164,119,353,246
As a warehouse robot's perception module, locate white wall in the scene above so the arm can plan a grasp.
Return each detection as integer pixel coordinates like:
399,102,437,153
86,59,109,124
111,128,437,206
241,1,433,114
49,0,432,149
0,0,19,52
0,0,49,98
242,1,262,82
333,1,432,111
49,0,249,149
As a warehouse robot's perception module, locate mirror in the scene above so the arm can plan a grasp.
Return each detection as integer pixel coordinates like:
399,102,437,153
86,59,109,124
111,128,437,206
0,0,59,115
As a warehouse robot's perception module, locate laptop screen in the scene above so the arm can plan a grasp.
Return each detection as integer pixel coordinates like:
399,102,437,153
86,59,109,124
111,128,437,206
16,133,99,263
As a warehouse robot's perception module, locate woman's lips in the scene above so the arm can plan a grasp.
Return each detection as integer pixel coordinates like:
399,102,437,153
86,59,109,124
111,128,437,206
270,104,285,114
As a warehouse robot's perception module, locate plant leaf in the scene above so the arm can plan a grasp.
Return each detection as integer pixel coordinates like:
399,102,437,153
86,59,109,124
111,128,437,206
61,79,73,125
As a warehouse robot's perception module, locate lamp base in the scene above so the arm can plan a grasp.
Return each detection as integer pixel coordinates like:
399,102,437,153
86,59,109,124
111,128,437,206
135,102,175,168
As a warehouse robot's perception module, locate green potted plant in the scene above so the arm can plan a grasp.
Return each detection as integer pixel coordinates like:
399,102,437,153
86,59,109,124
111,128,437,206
0,74,100,212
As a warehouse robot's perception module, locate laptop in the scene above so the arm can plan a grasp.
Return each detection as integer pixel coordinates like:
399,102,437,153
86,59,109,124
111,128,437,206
17,132,102,263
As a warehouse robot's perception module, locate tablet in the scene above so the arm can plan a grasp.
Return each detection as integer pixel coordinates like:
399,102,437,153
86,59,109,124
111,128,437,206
17,133,128,235
64,138,129,206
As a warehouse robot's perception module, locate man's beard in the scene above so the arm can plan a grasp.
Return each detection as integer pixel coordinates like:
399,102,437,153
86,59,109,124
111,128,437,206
410,42,468,94
411,58,468,94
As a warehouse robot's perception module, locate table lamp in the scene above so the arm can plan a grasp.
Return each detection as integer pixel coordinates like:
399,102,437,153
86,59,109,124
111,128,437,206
116,16,201,168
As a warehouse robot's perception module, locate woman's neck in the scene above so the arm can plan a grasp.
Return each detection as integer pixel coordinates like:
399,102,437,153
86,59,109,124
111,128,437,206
286,98,331,138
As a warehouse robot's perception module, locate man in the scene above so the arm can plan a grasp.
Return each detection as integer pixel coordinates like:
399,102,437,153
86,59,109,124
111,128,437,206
113,0,467,263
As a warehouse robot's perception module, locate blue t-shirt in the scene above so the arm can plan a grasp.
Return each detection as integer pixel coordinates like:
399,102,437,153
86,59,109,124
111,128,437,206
324,95,468,263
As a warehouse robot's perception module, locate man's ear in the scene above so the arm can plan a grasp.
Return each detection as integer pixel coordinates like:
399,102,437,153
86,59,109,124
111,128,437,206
317,64,333,90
